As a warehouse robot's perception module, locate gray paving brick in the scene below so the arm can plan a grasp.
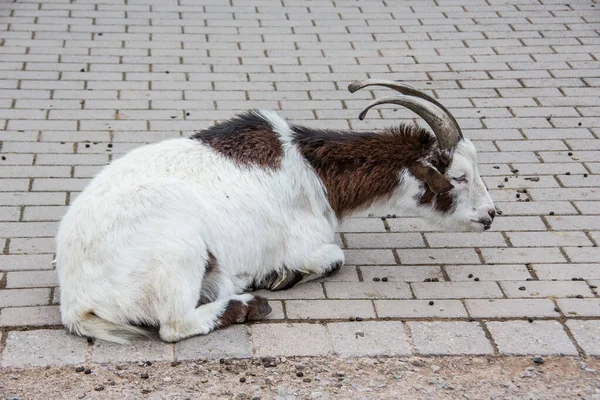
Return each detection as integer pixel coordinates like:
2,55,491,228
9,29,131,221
325,281,411,300
251,323,331,357
343,249,396,265
424,232,507,248
412,282,503,299
445,265,531,281
0,288,50,307
1,329,87,368
408,322,494,355
286,300,376,320
375,300,468,319
558,299,600,317
487,321,577,355
0,255,54,272
481,248,567,264
0,305,61,327
566,320,600,356
254,282,324,300
328,321,411,357
175,325,253,360
344,233,425,249
534,264,600,280
500,281,594,299
359,266,443,283
399,249,481,265
466,299,558,318
93,335,173,363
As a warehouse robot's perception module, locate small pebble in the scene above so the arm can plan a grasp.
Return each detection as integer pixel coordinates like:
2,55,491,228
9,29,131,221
75,367,85,373
373,277,380,282
84,369,92,374
239,377,246,383
428,301,435,306
171,361,181,367
474,277,480,281
468,274,473,278
532,356,545,364
381,277,388,282
140,373,149,379
519,286,526,291
296,371,304,377
303,378,312,383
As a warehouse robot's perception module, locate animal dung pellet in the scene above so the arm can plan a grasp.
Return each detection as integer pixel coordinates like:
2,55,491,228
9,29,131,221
468,274,473,278
546,116,551,121
373,277,380,282
296,371,304,377
349,317,356,321
522,189,527,193
94,386,105,392
565,172,570,175
525,198,530,202
554,307,560,312
576,295,584,299
381,277,388,282
186,112,190,116
85,144,90,148
140,373,149,379
303,378,312,383
584,174,588,177
516,194,520,198
171,116,176,119
166,71,170,74
493,166,500,169
549,211,555,215
568,152,573,156
497,184,504,188
84,368,92,374
1,156,5,160
381,216,386,221
504,177,508,182
355,316,363,321
424,278,431,282
80,68,85,72
526,278,533,281
75,367,85,373
428,301,435,306
239,377,246,383
528,317,534,323
107,143,113,148
474,277,480,281
519,286,526,291
532,356,544,364
578,122,582,126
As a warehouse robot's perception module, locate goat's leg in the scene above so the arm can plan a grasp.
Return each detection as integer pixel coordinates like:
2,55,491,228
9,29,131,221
159,293,271,343
266,243,345,291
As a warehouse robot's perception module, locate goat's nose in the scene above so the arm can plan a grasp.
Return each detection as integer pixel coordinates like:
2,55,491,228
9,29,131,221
488,208,496,220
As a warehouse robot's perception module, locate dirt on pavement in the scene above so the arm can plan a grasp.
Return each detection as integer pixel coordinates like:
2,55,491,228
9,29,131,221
1,355,599,400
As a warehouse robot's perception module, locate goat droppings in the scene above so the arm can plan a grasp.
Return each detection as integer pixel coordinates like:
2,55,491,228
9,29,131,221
382,277,388,282
428,301,435,306
519,286,526,291
373,277,380,282
468,274,473,278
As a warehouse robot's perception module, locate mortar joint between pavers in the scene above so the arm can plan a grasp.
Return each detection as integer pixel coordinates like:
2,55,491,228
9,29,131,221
479,321,500,356
557,318,587,358
401,321,417,356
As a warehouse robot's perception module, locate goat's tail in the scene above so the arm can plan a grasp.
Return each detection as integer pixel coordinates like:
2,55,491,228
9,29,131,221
65,312,148,345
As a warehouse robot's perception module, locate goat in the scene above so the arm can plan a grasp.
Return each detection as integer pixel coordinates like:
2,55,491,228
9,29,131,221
55,79,495,344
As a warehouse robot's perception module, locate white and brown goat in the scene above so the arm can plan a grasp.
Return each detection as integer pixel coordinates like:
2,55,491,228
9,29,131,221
55,79,495,344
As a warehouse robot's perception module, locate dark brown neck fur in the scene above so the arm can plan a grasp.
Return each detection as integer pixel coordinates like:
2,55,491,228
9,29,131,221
292,124,451,219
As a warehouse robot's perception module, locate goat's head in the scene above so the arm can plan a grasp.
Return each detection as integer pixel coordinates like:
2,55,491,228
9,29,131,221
349,79,496,232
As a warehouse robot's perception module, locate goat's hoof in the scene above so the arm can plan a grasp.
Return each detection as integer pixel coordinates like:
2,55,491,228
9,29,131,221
324,261,343,277
269,270,303,291
247,296,272,320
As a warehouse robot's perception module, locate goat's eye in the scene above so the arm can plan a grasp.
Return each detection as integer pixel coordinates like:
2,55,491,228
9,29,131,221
452,175,467,182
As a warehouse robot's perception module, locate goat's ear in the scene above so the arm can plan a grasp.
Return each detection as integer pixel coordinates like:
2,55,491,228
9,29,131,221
409,164,454,194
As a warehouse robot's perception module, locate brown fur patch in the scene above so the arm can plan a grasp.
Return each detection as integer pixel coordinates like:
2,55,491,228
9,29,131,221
292,124,451,218
217,297,271,328
191,111,283,168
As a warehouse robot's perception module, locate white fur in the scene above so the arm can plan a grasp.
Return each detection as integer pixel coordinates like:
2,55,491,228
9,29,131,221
55,110,493,344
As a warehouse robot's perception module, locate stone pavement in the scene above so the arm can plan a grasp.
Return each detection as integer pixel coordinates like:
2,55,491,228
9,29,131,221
0,0,599,368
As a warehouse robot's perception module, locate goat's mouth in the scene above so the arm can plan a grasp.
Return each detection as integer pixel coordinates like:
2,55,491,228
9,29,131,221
470,219,492,232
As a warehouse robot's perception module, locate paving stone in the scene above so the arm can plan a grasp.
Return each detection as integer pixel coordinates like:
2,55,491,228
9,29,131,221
424,232,507,248
500,281,594,298
359,265,443,283
93,335,173,363
1,329,88,368
408,322,494,355
343,249,396,265
0,288,50,307
507,232,593,247
286,300,376,320
251,323,331,357
375,300,468,319
0,305,61,327
324,281,412,299
445,265,532,281
412,282,503,299
533,263,600,280
466,299,558,318
399,249,481,265
566,320,600,356
254,282,325,300
175,325,253,360
557,299,600,317
344,233,425,249
0,254,55,271
328,321,411,357
481,248,567,264
6,270,58,288
487,321,578,355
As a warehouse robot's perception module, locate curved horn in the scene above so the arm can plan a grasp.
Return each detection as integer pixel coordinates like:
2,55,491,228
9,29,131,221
349,79,463,147
357,95,461,150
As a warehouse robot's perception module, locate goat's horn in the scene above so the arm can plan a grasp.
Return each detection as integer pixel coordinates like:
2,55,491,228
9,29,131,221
349,79,463,148
357,95,461,150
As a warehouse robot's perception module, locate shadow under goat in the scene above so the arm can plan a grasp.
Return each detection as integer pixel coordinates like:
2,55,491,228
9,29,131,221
54,79,496,344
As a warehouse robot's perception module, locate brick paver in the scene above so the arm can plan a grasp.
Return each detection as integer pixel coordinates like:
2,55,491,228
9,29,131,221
1,0,599,364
